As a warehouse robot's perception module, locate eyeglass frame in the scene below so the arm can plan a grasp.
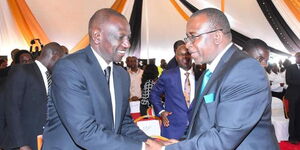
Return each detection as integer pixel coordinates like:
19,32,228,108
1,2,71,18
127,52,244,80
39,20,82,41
184,29,223,43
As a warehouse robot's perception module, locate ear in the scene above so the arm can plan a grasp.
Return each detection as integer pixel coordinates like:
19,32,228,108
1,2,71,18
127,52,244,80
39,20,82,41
92,28,102,44
213,30,223,45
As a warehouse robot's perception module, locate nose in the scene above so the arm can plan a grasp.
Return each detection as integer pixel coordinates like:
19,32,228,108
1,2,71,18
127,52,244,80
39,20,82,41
122,39,131,49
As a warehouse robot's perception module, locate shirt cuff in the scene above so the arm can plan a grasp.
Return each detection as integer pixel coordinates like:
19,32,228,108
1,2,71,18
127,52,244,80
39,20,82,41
142,142,145,150
158,110,165,116
162,146,166,150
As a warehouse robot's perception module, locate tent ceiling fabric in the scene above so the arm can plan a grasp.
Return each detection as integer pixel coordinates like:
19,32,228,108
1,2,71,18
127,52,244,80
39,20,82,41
25,0,114,50
21,0,299,61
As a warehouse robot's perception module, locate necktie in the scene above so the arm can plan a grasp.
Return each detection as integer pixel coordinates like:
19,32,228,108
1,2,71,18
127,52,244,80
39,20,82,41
200,70,212,94
104,66,114,127
45,71,52,91
104,66,111,85
298,64,300,70
184,72,191,107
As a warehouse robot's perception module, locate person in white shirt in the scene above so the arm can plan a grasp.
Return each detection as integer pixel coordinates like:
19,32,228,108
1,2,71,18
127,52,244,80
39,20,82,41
127,56,144,101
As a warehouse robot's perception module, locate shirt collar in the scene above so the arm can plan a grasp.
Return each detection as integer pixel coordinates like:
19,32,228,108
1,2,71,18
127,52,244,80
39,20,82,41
179,67,193,75
35,60,48,73
207,42,233,73
91,46,113,71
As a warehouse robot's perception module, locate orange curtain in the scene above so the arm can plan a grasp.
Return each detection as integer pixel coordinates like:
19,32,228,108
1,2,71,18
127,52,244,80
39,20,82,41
169,0,189,21
70,0,127,53
221,0,225,12
284,0,300,22
7,0,50,46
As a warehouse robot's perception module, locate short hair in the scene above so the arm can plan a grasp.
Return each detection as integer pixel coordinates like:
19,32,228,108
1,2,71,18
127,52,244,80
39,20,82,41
295,52,300,57
88,8,127,38
14,50,33,64
40,42,64,58
173,40,185,52
191,8,231,35
243,39,269,53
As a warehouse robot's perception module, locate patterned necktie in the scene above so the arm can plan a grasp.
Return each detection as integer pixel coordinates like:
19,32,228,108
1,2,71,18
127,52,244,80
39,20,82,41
184,72,191,107
45,71,52,91
104,66,111,85
200,70,212,94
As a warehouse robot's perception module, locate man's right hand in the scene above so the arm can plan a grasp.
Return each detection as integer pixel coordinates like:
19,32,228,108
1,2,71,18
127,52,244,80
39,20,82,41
161,111,172,127
20,145,32,150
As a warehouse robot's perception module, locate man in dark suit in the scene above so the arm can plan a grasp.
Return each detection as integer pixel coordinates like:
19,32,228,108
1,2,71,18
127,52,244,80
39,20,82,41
286,52,300,144
150,40,199,140
42,8,153,150
4,42,65,150
147,8,278,150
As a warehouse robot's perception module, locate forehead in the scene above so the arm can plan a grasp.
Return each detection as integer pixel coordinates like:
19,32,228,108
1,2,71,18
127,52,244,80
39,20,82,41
176,45,188,53
106,16,130,34
186,14,209,33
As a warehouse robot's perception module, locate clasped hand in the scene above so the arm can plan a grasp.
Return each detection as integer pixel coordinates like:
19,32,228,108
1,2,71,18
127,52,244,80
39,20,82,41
145,138,179,150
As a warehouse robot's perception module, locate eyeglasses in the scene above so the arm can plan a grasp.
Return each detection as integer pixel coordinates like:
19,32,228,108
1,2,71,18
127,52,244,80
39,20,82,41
184,29,223,43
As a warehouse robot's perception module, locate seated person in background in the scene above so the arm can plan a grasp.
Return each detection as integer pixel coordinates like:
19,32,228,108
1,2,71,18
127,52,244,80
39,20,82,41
150,40,196,140
140,64,159,116
127,56,144,101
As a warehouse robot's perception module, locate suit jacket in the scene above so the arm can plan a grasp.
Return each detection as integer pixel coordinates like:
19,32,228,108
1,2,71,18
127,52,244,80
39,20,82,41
167,45,279,150
4,63,47,150
150,67,197,139
285,64,300,100
42,46,148,150
166,56,178,70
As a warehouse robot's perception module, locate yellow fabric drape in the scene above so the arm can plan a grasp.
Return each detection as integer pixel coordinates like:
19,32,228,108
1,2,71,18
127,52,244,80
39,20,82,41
284,0,300,22
7,0,50,46
70,0,127,53
169,0,189,21
221,0,225,12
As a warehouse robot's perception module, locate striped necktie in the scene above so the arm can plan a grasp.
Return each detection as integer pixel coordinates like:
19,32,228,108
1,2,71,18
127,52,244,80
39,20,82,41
200,70,212,94
45,71,52,89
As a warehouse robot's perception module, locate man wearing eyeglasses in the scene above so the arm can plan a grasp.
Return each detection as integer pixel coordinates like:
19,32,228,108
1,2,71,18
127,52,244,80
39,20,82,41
146,8,278,150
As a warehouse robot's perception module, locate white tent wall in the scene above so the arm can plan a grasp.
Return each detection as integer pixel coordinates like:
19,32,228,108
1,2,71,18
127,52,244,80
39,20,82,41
140,0,187,63
1,0,299,64
25,0,114,50
0,0,28,61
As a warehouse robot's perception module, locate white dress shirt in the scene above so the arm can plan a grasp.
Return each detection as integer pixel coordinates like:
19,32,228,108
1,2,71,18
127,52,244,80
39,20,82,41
91,47,116,124
35,60,49,94
206,43,233,73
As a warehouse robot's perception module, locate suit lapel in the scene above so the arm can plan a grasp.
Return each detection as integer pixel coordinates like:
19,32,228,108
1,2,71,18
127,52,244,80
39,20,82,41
187,45,237,137
85,47,114,127
113,65,123,132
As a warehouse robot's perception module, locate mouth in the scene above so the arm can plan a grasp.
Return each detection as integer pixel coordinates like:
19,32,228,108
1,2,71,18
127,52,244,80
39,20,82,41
117,50,126,54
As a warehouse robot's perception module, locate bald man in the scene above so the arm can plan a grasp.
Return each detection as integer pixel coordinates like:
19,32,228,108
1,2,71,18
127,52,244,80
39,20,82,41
42,8,151,150
3,42,65,150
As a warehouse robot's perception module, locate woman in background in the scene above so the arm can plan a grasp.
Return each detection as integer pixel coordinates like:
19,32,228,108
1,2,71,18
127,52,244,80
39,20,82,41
140,64,159,116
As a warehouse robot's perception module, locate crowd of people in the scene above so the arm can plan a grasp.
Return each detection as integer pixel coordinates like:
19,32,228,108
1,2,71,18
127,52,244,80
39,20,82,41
0,7,299,150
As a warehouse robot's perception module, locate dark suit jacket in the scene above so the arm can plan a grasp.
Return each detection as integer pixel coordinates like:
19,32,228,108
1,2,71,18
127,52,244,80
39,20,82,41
166,56,178,70
150,67,197,139
42,46,148,150
167,45,279,150
0,77,6,148
4,63,47,150
285,64,300,99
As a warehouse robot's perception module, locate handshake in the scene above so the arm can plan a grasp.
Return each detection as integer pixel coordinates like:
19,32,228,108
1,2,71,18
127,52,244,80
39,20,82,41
145,138,179,150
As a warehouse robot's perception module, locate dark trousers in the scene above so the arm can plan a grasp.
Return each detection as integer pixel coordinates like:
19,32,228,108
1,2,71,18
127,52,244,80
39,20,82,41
288,96,300,141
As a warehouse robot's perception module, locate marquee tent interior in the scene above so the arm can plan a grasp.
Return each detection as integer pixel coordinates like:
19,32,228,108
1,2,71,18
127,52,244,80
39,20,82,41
0,0,299,65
